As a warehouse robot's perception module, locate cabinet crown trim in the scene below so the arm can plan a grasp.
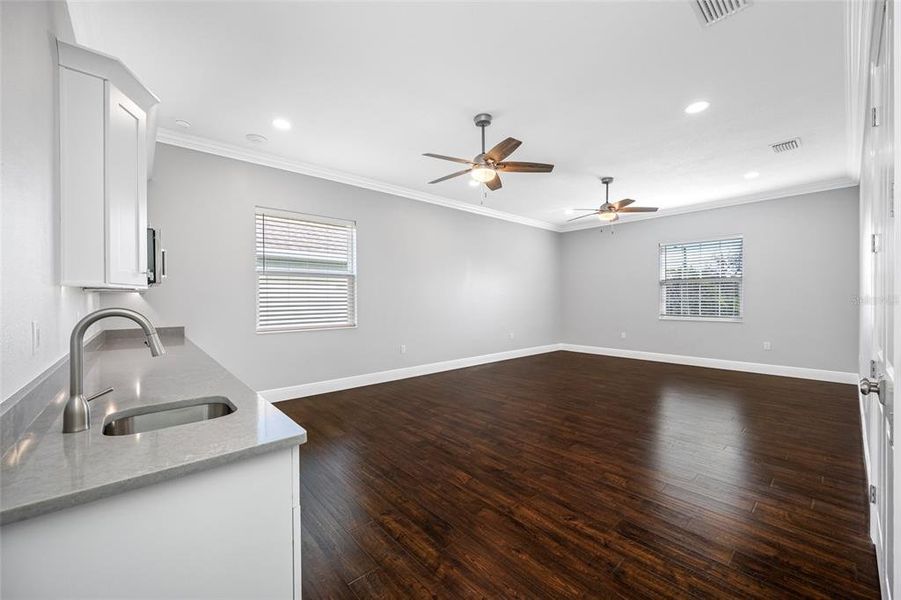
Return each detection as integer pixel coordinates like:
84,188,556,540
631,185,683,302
57,39,159,111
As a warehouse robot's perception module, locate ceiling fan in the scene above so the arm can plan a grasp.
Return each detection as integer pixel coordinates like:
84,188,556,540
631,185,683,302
423,113,554,191
568,177,658,223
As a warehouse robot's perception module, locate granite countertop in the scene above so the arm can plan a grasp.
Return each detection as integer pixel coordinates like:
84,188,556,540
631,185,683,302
0,330,307,525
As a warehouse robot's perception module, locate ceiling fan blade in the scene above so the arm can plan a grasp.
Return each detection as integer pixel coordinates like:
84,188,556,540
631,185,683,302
428,168,472,184
497,161,554,173
485,174,503,191
423,153,474,165
617,206,659,213
485,137,522,163
567,212,598,222
611,198,635,210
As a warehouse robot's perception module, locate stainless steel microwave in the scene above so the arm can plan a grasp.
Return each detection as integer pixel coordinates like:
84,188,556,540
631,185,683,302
146,228,166,285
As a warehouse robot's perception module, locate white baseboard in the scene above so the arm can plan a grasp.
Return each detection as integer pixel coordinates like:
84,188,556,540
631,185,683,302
559,344,859,384
261,344,563,402
261,342,857,403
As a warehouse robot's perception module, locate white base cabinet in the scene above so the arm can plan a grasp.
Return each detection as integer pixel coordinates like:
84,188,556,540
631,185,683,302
0,447,302,599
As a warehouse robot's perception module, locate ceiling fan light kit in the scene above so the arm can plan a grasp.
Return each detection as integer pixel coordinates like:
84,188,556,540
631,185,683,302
423,113,554,192
471,165,497,183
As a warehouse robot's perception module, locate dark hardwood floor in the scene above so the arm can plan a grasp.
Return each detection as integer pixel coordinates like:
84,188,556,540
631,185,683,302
276,351,880,599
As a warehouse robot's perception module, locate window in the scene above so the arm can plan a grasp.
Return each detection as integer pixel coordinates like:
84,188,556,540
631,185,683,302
255,208,356,332
659,237,743,321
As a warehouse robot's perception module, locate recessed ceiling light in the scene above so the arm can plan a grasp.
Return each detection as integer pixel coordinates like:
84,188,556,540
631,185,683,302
684,100,710,114
245,133,268,143
744,171,760,180
174,119,192,128
272,118,292,131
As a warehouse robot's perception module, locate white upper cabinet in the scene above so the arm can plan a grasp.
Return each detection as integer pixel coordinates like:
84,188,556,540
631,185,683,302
58,41,158,289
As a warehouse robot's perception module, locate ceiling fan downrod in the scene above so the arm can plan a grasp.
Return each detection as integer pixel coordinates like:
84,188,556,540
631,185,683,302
474,113,492,156
601,176,613,205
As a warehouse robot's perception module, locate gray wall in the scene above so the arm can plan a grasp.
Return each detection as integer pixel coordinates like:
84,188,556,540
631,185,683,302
1,1,99,402
102,144,561,392
103,145,858,393
561,186,860,373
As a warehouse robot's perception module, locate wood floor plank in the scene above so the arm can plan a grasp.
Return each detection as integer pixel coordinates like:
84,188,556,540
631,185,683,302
302,489,378,584
277,351,880,599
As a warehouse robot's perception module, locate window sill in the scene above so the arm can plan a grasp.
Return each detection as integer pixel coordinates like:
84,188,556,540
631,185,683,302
256,324,358,334
658,315,743,323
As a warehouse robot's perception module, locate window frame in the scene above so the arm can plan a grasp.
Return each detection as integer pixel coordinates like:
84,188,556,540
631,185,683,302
254,206,358,334
657,234,744,323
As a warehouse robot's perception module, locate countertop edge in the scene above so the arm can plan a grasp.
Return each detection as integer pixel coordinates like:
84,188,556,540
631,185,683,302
0,431,307,526
1,329,310,527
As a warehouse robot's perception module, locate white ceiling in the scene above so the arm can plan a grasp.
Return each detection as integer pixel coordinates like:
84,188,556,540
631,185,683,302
69,1,855,230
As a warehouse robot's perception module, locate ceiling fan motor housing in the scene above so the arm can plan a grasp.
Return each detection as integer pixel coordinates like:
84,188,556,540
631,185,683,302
473,113,493,128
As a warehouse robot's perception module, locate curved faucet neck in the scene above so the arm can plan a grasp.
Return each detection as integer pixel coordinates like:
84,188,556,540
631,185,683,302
64,308,164,433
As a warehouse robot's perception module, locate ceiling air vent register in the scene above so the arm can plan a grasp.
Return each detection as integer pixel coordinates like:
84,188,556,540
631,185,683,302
693,0,750,26
770,138,802,154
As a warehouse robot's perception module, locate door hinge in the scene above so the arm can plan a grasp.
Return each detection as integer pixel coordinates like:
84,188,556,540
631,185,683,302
873,106,881,127
888,178,895,217
870,484,878,504
872,233,880,253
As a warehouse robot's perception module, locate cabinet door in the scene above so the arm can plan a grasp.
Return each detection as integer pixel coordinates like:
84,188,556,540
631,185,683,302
1,448,297,599
59,67,106,286
105,82,148,287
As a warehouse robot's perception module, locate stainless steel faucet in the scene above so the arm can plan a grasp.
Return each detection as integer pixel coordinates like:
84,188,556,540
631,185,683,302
63,308,166,433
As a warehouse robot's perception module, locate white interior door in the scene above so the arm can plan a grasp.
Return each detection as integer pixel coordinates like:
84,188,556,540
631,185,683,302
861,2,895,597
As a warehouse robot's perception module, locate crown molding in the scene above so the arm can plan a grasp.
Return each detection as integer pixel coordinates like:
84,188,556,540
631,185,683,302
158,129,858,236
559,176,859,233
155,129,559,232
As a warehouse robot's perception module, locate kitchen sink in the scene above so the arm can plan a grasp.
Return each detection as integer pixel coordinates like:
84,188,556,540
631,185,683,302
102,396,235,436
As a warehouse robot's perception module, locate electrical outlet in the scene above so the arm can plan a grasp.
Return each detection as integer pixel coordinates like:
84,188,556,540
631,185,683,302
620,331,627,340
509,331,515,340
763,341,772,351
400,344,406,354
31,321,41,355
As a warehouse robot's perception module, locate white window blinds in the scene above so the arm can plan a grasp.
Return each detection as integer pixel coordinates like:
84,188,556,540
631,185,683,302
256,208,356,332
659,237,743,320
